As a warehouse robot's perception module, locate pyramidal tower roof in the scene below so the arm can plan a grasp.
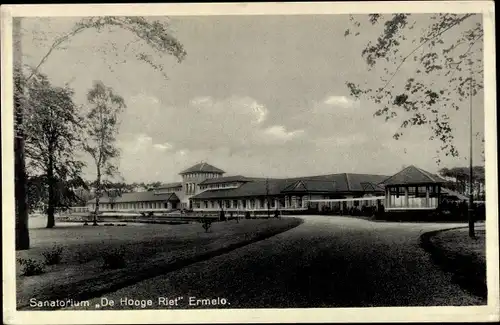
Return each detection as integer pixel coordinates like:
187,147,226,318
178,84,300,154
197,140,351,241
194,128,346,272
380,165,446,186
180,162,225,175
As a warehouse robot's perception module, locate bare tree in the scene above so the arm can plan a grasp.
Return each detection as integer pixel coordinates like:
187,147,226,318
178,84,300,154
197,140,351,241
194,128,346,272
82,81,125,226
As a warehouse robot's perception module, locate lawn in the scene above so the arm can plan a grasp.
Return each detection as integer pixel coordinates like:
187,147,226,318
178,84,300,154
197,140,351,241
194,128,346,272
432,226,486,262
427,224,486,300
16,216,302,310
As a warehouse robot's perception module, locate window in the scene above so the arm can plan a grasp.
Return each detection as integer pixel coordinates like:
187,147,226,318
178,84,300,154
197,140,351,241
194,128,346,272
225,200,230,208
430,185,439,197
195,202,201,209
417,186,427,198
233,200,238,208
242,200,247,209
389,187,400,198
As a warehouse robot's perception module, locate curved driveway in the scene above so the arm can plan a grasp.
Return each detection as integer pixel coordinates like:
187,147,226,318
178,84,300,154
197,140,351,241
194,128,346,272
69,216,484,309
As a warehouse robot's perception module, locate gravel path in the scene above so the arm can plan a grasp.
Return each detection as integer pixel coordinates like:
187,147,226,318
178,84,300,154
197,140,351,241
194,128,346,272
64,215,484,310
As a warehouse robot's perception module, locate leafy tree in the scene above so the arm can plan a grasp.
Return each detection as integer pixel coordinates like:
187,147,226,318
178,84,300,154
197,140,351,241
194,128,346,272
83,81,125,225
26,175,48,213
439,166,485,198
345,13,483,163
14,16,186,249
101,180,130,209
21,68,84,228
147,181,163,190
26,175,88,215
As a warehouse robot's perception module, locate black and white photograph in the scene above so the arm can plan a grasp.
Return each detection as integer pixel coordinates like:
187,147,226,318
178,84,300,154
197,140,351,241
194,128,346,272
2,2,498,324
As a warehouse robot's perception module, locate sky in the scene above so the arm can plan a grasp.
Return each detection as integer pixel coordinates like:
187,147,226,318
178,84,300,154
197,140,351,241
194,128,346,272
16,14,485,183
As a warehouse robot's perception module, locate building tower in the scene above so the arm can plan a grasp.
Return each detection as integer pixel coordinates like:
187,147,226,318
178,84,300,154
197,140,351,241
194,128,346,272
179,162,225,209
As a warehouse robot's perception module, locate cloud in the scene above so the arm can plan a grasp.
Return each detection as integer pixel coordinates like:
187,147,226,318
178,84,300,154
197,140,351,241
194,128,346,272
133,95,295,153
250,101,268,124
323,95,358,108
130,94,160,105
189,96,212,106
153,143,173,151
112,93,451,183
263,125,305,141
120,133,173,154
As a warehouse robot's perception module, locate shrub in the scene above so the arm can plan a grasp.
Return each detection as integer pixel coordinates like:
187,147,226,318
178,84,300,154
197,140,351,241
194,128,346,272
200,217,212,233
219,210,226,221
75,251,88,264
102,249,126,269
18,258,45,276
42,245,64,265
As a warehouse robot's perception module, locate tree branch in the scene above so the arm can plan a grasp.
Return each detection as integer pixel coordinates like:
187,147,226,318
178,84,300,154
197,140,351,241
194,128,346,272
377,14,475,94
26,25,88,82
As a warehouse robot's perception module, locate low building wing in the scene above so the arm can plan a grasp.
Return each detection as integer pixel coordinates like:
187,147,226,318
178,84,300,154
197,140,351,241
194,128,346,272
88,191,179,204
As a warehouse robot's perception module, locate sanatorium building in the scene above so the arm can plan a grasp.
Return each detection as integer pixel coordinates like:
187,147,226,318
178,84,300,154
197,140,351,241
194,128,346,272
87,162,467,217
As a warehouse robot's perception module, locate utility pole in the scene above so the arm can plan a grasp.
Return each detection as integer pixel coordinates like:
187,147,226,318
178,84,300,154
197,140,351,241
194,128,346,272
448,60,475,238
265,178,270,218
468,71,475,238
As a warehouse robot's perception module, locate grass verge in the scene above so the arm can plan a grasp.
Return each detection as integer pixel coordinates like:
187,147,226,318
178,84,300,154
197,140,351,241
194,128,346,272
420,226,487,301
17,218,302,310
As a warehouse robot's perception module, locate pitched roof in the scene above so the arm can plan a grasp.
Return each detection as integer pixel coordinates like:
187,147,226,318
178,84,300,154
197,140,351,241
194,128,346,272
191,173,387,200
199,175,256,185
180,162,225,175
282,179,338,193
281,173,389,193
87,191,179,204
191,178,297,200
381,165,447,186
441,188,468,200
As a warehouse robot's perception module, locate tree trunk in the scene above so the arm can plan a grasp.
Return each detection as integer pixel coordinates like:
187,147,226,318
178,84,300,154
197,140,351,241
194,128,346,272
15,125,30,250
14,17,30,250
46,150,56,228
93,167,101,226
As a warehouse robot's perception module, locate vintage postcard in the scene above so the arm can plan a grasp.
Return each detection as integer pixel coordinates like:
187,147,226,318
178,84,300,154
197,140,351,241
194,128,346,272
2,1,498,324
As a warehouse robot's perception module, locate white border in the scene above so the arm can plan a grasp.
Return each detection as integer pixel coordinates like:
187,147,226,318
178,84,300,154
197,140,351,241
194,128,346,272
2,2,498,324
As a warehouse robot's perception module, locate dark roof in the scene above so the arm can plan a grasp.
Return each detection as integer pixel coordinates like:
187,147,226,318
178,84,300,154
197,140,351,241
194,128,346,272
381,165,446,186
199,175,259,185
282,180,338,193
191,178,297,200
441,188,468,200
88,191,179,204
191,173,387,200
345,174,390,191
180,162,225,175
282,174,389,193
157,182,182,189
